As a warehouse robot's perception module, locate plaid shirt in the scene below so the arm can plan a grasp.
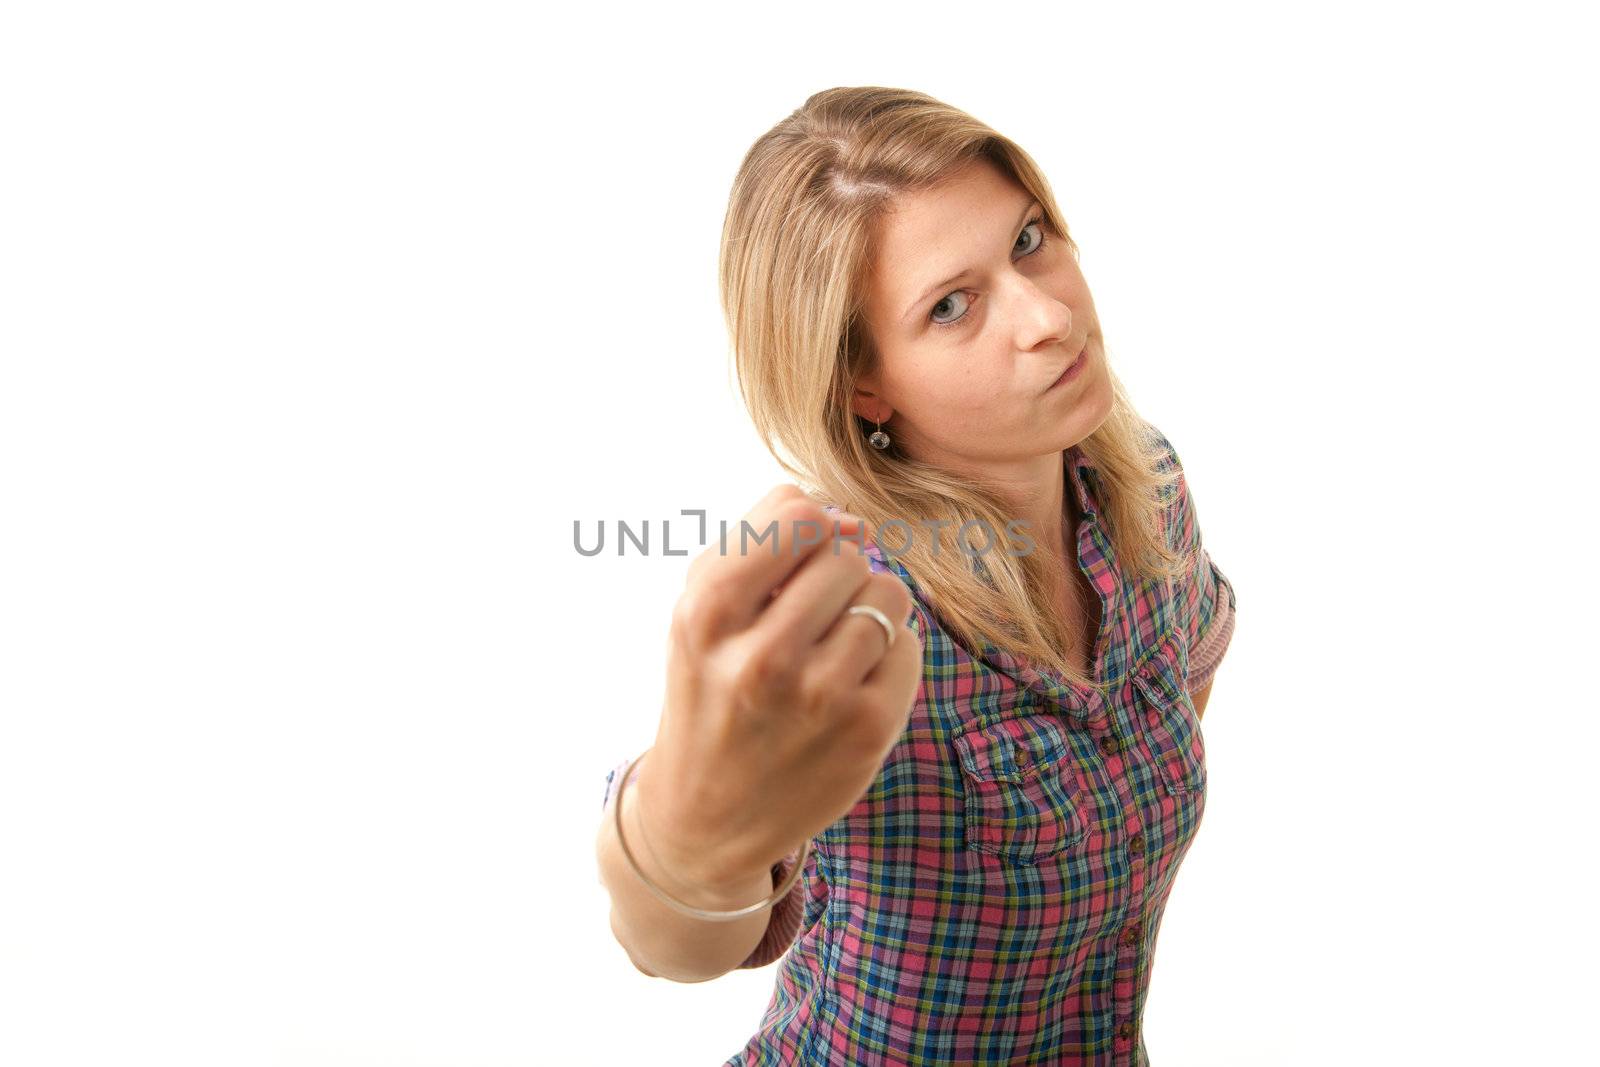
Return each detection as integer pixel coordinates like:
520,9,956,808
602,433,1236,1065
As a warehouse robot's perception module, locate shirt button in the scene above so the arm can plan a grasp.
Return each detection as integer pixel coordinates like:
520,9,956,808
1120,921,1141,946
1129,833,1145,855
1116,1021,1134,1039
1098,735,1119,757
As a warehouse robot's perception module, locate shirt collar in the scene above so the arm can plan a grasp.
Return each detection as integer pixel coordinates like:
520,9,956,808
1065,442,1100,524
845,450,1116,724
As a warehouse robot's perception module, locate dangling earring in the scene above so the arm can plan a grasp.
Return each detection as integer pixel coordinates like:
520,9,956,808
868,417,891,451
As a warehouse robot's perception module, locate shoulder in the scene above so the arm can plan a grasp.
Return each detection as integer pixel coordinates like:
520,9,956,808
1143,422,1186,493
1138,423,1193,552
1145,422,1181,469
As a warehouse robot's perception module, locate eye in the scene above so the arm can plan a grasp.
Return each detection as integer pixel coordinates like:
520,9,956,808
1014,218,1046,256
928,291,971,328
929,215,1050,331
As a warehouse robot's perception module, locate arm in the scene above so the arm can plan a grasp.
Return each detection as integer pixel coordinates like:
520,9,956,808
596,758,777,983
1153,427,1235,716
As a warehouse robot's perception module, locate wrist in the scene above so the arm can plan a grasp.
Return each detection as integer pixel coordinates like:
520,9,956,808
623,760,777,911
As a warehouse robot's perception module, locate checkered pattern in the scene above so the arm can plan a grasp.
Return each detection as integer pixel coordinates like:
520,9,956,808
602,431,1236,1065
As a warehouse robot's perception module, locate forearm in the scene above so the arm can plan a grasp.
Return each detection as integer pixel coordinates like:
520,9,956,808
595,768,774,983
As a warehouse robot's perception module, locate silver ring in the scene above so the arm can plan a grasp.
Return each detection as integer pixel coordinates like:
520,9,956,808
846,604,896,649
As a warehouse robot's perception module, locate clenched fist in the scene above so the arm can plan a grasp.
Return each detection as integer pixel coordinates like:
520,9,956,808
633,484,922,898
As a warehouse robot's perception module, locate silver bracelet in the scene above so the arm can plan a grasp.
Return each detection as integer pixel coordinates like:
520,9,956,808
612,746,811,922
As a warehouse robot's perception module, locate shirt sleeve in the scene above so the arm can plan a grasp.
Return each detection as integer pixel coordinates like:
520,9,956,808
602,756,808,969
1185,550,1236,694
601,757,634,814
733,849,809,969
1154,430,1237,694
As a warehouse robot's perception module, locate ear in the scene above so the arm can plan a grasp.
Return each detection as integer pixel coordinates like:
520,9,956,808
849,378,893,424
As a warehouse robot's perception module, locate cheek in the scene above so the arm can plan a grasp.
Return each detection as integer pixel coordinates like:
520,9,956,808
897,342,1017,421
958,393,1030,446
943,375,1012,418
1085,363,1116,414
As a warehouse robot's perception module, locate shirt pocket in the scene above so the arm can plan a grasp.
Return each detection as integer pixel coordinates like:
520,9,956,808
1131,631,1207,797
950,714,1089,865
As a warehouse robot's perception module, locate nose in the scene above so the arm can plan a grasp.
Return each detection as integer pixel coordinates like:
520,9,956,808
1007,276,1073,353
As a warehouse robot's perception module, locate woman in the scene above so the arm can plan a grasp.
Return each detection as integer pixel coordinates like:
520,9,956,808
596,86,1237,1066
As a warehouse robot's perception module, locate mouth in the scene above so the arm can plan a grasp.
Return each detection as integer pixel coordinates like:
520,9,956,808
1046,340,1090,391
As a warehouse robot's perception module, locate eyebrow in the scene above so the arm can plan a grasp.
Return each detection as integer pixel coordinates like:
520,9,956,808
901,197,1043,324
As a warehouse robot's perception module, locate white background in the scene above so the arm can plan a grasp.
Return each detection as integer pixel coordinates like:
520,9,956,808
3,2,1596,1064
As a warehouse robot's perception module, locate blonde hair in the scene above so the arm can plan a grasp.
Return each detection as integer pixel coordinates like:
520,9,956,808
718,86,1194,690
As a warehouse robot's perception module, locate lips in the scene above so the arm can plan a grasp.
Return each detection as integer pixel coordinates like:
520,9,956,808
1048,342,1088,390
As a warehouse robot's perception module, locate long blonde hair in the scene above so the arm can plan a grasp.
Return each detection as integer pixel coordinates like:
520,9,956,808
718,86,1193,689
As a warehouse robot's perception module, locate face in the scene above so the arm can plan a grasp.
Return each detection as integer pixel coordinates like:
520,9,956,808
855,159,1114,482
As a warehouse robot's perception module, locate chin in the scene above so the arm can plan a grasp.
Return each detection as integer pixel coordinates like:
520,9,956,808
1055,380,1114,451
1077,356,1114,414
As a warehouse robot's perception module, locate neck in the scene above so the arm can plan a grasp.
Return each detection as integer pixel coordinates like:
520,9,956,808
986,452,1072,571
897,442,1076,571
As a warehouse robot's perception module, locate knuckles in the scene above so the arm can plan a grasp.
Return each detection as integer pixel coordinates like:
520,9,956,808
729,635,800,696
670,582,732,651
772,497,830,545
794,668,832,717
868,572,915,621
768,483,807,505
